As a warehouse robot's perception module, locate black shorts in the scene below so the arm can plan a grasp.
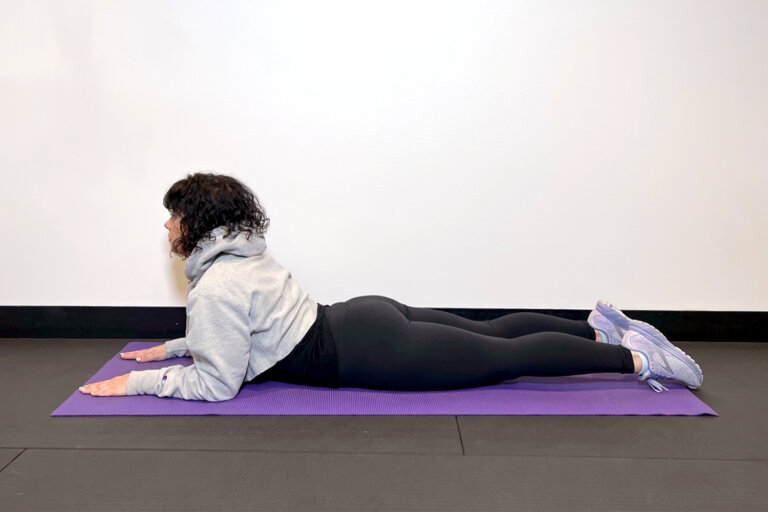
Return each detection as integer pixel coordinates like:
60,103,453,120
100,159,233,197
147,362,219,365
246,303,340,388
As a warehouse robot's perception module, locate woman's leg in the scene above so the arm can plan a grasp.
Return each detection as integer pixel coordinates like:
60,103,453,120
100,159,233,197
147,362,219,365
334,296,635,391
348,295,597,340
412,306,597,340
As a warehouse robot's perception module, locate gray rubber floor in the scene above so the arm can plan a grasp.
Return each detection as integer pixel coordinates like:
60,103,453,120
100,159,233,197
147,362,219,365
0,338,766,511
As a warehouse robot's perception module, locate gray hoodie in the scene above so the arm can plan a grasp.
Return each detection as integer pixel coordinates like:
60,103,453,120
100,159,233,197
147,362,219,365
125,226,318,401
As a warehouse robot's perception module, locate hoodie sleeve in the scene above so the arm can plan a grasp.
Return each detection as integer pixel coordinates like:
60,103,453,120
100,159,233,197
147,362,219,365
164,337,190,358
126,295,251,401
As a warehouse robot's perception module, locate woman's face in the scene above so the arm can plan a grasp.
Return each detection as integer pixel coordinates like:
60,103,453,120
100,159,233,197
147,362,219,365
164,212,182,248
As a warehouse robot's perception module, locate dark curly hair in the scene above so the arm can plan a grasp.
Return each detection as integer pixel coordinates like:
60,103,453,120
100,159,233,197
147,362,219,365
163,172,270,258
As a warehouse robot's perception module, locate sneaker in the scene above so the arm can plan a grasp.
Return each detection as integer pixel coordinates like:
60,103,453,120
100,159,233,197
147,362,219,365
621,320,703,392
587,300,631,345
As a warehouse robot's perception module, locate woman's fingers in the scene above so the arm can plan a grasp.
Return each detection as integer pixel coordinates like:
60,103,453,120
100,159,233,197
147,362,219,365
120,350,144,361
120,345,164,362
79,374,129,396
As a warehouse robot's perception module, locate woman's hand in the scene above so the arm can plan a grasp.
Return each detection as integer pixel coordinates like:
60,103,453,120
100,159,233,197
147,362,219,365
79,373,130,396
120,344,168,362
78,344,168,397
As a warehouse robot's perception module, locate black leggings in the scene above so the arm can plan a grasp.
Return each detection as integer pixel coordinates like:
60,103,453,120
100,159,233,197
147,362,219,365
328,295,635,391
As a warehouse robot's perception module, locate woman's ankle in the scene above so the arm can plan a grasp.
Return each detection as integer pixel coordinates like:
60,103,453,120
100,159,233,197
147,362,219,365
631,351,648,374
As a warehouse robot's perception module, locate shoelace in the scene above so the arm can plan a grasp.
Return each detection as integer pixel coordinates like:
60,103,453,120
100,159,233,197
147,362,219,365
638,370,669,393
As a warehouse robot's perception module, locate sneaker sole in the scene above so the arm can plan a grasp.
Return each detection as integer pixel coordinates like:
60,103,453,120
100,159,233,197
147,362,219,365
628,320,703,389
595,300,631,330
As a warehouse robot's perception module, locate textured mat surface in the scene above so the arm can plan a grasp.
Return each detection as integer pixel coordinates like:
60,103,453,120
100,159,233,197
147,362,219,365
52,342,717,416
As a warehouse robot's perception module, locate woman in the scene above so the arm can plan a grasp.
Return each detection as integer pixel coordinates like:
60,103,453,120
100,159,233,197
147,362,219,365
79,173,703,401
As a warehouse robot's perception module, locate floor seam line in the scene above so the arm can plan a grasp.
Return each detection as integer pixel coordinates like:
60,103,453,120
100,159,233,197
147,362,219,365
0,448,27,473
455,415,466,455
8,447,767,463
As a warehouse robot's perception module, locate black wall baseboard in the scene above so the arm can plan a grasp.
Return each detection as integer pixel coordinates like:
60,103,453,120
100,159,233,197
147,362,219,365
0,307,186,339
0,306,765,341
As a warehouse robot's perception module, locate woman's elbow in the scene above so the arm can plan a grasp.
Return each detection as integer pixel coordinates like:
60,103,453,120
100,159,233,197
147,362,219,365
205,385,239,402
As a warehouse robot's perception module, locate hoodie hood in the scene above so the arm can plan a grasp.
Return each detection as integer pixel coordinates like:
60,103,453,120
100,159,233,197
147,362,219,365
184,226,267,289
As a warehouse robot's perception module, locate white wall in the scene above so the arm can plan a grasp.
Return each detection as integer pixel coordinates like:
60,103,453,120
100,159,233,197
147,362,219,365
1,0,766,311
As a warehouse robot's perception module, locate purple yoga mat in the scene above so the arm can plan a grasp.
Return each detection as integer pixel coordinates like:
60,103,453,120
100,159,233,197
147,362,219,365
52,342,717,416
